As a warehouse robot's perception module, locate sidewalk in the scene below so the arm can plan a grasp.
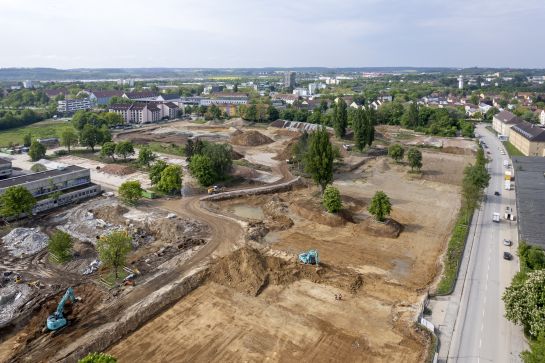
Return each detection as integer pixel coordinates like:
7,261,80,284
427,200,484,362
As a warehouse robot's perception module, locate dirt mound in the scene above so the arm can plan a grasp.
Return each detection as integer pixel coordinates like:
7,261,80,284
91,204,129,226
291,199,347,227
274,137,299,161
356,217,403,238
101,164,136,176
231,149,244,160
230,130,273,146
208,247,364,297
145,217,208,245
262,199,293,231
2,228,49,257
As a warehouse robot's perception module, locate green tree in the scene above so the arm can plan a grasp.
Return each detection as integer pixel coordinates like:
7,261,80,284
48,230,73,262
28,141,46,161
201,143,232,179
0,186,36,219
115,141,134,160
78,352,117,363
79,124,100,152
60,128,78,153
401,102,419,128
185,139,194,160
368,191,392,222
118,180,143,205
137,146,156,167
30,163,47,172
352,108,367,151
189,154,216,186
388,144,404,162
97,230,132,279
521,333,545,363
149,160,168,185
23,132,32,147
322,185,342,213
157,165,183,194
503,269,545,337
333,99,348,138
304,127,333,193
407,148,423,171
100,142,117,161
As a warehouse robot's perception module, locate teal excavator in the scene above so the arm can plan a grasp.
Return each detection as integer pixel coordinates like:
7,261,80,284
45,287,81,332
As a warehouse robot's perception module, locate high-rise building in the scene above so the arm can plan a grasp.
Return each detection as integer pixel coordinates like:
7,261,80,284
284,71,296,88
458,75,464,90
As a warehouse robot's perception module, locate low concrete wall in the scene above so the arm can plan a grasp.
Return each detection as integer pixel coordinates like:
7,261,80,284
200,177,302,202
58,267,208,362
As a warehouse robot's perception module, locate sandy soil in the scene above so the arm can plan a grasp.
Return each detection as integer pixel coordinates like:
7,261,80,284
107,151,465,363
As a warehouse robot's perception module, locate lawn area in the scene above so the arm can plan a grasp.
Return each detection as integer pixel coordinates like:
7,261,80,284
502,141,525,157
435,204,472,295
0,119,75,147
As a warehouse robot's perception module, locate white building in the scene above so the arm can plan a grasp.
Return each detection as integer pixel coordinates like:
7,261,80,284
540,110,545,126
458,75,464,90
57,98,92,113
293,88,309,97
23,80,33,89
109,102,178,124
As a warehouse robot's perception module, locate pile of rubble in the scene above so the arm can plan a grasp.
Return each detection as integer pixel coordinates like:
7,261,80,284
2,228,49,257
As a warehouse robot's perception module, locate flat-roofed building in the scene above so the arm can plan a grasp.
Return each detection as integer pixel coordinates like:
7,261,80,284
57,98,92,114
0,165,100,215
0,157,12,178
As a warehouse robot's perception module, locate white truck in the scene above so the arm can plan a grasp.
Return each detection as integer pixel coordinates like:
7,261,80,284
505,180,511,190
493,212,500,223
503,159,510,168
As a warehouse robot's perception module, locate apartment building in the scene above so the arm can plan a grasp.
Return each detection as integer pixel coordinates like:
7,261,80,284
0,165,100,215
492,110,523,137
109,102,178,124
57,98,92,113
509,122,545,156
199,93,248,106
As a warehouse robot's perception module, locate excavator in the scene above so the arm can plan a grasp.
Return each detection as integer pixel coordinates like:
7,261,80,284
298,249,319,265
44,287,81,332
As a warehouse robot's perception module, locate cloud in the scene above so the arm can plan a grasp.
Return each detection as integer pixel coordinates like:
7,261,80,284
0,0,543,68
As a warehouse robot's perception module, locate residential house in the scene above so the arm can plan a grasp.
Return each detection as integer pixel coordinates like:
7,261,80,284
272,94,299,105
509,121,545,156
464,104,480,117
492,110,523,137
44,88,67,99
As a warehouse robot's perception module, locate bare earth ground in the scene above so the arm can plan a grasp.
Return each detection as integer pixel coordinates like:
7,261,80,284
108,150,472,363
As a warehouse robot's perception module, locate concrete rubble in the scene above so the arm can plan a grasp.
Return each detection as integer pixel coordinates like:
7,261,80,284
2,228,49,258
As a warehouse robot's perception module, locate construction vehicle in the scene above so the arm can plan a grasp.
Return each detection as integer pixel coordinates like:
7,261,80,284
45,287,80,332
298,249,319,265
207,185,225,195
15,274,23,283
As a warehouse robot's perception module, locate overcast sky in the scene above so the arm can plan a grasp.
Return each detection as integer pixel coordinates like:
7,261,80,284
1,0,544,69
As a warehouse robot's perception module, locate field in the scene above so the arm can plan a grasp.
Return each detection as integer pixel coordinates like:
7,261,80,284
0,118,74,147
108,140,473,362
0,122,474,362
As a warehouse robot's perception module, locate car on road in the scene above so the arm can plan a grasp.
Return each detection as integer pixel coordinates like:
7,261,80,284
503,239,512,246
494,191,501,196
503,252,513,260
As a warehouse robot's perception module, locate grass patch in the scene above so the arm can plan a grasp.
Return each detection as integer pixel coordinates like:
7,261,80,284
101,269,129,286
0,118,75,148
435,205,472,295
502,141,524,157
148,142,185,157
485,125,498,135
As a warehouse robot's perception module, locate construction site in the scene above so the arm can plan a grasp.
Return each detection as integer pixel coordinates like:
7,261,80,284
0,120,474,362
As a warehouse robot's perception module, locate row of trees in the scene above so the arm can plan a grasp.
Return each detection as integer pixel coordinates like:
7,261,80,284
503,240,545,361
0,109,46,132
461,147,490,219
100,141,135,161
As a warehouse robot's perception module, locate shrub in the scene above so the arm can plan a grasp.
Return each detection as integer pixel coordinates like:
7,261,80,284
322,185,342,213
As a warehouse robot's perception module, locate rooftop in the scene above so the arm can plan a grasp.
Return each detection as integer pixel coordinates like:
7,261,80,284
513,157,545,248
494,110,522,124
0,165,85,189
510,121,545,142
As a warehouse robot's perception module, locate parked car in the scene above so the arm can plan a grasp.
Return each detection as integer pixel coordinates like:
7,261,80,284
494,191,501,196
503,239,512,246
503,252,513,260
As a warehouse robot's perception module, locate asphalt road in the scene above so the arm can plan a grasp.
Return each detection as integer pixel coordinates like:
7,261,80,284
448,124,527,362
